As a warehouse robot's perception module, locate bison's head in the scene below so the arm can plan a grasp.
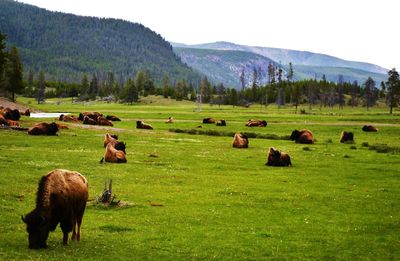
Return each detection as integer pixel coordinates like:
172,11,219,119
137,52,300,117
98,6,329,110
136,121,143,128
267,147,281,165
114,141,126,154
78,113,84,121
49,122,59,134
290,130,300,141
21,212,50,249
110,134,118,140
58,114,64,121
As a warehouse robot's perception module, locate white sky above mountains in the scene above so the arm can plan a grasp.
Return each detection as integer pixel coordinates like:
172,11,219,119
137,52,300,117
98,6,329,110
17,0,400,70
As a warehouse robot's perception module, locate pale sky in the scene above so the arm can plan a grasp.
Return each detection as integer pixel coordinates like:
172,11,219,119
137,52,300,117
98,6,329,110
17,0,400,70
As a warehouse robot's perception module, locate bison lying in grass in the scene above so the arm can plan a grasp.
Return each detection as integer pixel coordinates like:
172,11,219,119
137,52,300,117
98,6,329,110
136,120,153,129
246,120,267,127
340,131,354,143
100,141,127,163
362,125,378,132
290,129,314,144
28,122,59,135
266,147,292,167
22,169,88,249
232,133,248,148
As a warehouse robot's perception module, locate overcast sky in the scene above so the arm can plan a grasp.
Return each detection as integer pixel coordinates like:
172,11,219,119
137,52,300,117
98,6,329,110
18,0,399,70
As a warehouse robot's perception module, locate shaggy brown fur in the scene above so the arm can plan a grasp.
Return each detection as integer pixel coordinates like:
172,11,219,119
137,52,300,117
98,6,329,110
56,124,69,129
6,119,20,127
59,114,79,123
266,147,292,167
97,116,113,126
100,142,127,163
290,129,314,144
340,131,354,143
136,120,153,129
362,125,378,132
22,169,88,249
82,116,97,125
1,107,21,121
105,115,121,121
202,118,215,124
28,122,59,135
232,133,249,148
246,120,267,127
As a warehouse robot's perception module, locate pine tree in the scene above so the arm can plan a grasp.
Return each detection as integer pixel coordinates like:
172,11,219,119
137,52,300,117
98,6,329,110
386,68,400,114
4,46,24,102
239,68,245,91
88,74,98,100
37,71,45,104
0,33,7,90
363,77,376,110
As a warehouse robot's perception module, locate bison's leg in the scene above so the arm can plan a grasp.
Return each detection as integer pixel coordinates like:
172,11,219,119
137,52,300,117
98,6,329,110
71,217,77,241
75,204,87,241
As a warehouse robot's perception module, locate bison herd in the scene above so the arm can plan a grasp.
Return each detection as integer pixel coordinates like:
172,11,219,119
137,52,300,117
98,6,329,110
6,106,383,249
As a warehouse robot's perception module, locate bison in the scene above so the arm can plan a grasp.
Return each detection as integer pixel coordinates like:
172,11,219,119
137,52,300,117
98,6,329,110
362,125,378,132
21,169,88,249
136,120,153,130
290,129,314,144
105,115,121,121
82,116,97,125
266,147,292,167
202,118,215,124
1,107,21,121
232,133,248,148
97,116,113,126
100,141,127,163
340,131,354,143
28,122,59,135
165,117,174,123
78,112,102,121
246,120,267,127
59,114,79,123
216,119,226,126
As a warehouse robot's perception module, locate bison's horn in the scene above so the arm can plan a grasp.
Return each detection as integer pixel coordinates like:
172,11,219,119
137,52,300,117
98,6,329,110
21,215,26,223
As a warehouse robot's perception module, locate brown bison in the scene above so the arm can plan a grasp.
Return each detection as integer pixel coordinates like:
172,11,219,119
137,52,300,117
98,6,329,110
1,107,21,121
340,131,354,143
232,133,248,148
78,112,102,121
266,147,292,167
216,119,226,126
22,169,88,249
202,118,216,124
100,141,127,163
22,109,31,116
103,133,119,148
97,116,113,126
362,125,378,132
82,116,97,125
136,120,153,129
28,122,59,135
105,115,121,121
59,114,79,123
246,120,267,127
290,129,314,144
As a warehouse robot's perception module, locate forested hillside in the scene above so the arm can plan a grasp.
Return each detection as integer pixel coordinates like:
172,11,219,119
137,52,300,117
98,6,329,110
0,0,201,84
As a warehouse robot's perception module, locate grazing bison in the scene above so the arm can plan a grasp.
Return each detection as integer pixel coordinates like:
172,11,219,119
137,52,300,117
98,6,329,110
232,133,248,148
202,118,215,124
82,116,97,125
97,116,113,126
246,120,267,127
100,141,127,163
59,114,79,123
28,122,59,135
136,120,153,129
165,117,173,123
216,119,226,126
266,147,292,167
362,125,378,132
103,133,119,148
21,169,88,249
290,129,314,144
340,131,354,143
105,115,121,121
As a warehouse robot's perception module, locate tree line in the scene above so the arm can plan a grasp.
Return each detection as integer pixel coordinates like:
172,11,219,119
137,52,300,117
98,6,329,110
1,32,399,113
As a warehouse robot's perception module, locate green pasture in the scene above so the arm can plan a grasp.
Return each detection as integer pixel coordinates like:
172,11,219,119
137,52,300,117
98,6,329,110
0,97,399,260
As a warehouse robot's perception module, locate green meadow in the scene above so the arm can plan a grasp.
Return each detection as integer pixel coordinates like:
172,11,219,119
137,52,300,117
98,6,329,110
0,97,399,260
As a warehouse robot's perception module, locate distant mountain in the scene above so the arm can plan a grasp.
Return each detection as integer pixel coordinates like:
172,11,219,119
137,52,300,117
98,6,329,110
174,47,278,87
174,45,387,88
0,0,201,84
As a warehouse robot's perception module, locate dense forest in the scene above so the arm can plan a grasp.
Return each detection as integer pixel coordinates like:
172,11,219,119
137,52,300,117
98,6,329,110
0,0,201,85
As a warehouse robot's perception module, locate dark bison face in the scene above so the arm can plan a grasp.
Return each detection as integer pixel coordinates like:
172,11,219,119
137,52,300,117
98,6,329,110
22,212,50,249
49,122,59,134
136,121,142,128
58,114,64,121
78,113,84,121
290,130,300,141
260,120,267,126
110,134,118,140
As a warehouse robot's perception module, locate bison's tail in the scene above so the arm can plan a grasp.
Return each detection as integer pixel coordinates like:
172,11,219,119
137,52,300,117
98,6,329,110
100,157,104,164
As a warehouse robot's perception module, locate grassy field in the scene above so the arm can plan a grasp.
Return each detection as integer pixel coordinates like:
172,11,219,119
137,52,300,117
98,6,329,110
0,97,399,260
